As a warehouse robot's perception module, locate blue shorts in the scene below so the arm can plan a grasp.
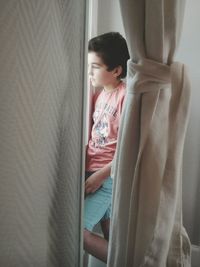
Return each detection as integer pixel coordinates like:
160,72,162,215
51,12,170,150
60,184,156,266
84,172,113,232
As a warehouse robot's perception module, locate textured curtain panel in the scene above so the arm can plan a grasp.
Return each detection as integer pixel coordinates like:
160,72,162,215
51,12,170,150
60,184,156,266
108,0,191,266
0,0,86,267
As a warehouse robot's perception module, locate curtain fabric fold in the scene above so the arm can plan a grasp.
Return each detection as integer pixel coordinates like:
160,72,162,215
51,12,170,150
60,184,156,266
108,1,191,266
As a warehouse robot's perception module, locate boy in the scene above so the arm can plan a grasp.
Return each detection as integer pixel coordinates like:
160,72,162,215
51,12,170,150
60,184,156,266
84,32,130,263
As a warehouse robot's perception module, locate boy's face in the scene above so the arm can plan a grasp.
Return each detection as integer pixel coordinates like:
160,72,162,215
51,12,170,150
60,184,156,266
88,52,118,88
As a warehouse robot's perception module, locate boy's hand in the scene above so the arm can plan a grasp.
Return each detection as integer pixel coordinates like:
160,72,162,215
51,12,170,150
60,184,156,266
85,172,105,194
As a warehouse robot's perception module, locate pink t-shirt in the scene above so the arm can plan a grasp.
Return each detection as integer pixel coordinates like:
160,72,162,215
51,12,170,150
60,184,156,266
86,82,126,171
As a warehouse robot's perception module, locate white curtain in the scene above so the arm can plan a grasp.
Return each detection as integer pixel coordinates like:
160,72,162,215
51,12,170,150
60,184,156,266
0,1,86,266
108,0,191,266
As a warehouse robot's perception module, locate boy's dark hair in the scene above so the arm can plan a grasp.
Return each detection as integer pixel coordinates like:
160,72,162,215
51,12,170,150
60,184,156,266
88,32,130,79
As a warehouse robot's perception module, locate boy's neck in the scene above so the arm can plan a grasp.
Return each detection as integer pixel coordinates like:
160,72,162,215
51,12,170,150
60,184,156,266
103,80,122,92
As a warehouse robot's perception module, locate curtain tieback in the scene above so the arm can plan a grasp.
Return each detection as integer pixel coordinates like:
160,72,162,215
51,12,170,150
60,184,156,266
126,58,186,94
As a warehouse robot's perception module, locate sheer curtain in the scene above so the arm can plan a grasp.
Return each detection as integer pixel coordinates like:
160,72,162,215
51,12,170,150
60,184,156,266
108,0,191,266
0,1,86,266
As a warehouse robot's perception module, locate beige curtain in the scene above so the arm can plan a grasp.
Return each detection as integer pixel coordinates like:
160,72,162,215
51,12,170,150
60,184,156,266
108,0,191,266
0,0,86,266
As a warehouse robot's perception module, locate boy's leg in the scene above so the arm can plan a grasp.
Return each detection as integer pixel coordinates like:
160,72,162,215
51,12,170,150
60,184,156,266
84,176,112,233
100,218,110,241
84,176,112,263
83,216,110,263
100,203,111,240
84,229,108,263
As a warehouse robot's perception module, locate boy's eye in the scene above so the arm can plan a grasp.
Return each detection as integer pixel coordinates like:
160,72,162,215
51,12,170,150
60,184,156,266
91,64,100,69
93,66,100,69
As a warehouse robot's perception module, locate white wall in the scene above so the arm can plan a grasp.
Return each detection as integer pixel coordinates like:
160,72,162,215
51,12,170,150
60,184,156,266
96,0,200,245
97,0,125,37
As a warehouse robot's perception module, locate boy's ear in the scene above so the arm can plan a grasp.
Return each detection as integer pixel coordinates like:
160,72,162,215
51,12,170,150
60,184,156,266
113,66,122,78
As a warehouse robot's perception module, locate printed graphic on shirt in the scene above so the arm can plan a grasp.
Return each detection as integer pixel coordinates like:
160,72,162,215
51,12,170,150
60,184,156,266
95,114,108,146
93,102,117,147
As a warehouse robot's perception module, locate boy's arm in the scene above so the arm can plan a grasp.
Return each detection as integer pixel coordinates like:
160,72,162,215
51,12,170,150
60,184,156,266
85,162,112,195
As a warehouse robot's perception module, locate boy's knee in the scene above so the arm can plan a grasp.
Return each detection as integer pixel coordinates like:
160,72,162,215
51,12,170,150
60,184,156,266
84,229,92,248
